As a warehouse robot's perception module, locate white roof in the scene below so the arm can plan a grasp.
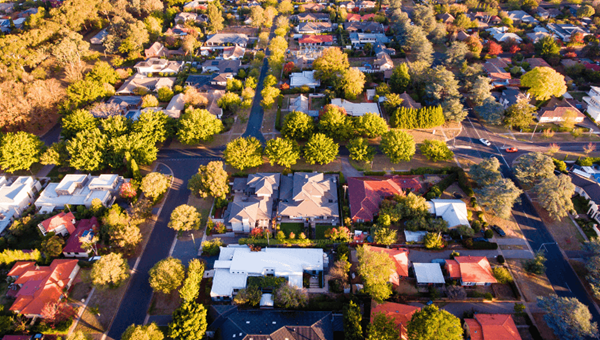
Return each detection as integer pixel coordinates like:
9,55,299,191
0,177,35,205
290,70,320,88
330,98,380,117
88,174,118,190
414,263,445,284
404,230,428,243
428,199,470,228
35,176,115,210
166,93,185,111
260,293,274,307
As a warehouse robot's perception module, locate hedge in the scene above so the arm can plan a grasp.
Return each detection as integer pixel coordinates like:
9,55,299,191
390,105,445,129
248,276,287,289
577,157,600,166
457,168,474,197
463,240,498,250
238,238,335,248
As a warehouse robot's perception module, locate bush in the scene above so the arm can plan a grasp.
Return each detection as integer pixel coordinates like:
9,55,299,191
463,239,498,249
202,238,223,256
523,251,546,275
497,255,505,264
248,276,287,289
492,267,513,283
471,220,482,233
484,292,494,300
553,158,567,173
484,229,494,239
457,169,474,197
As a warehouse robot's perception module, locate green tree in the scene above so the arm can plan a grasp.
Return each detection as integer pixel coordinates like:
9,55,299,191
406,305,462,340
61,109,98,140
340,67,366,99
303,133,339,165
356,245,395,302
218,92,242,112
278,0,293,14
426,66,465,122
265,138,301,168
179,259,205,302
224,137,263,170
424,232,444,249
469,157,502,187
477,178,523,219
133,109,170,144
445,41,469,66
419,140,454,162
537,295,598,340
344,301,363,340
368,312,400,340
233,286,262,306
67,331,91,340
524,251,547,274
0,132,44,173
380,129,416,163
168,301,207,340
348,137,376,163
65,78,108,109
469,76,493,107
535,36,561,58
67,128,108,171
390,63,411,94
91,252,130,289
355,112,388,138
168,205,201,231
521,67,567,101
149,257,185,294
260,86,280,109
158,87,174,102
318,105,353,140
412,3,436,33
86,61,119,85
577,4,595,17
121,323,164,340
177,108,224,144
373,227,398,246
476,97,505,125
281,111,315,140
513,152,555,186
504,97,535,130
187,161,229,199
141,172,169,201
313,47,350,84
273,285,308,309
207,3,224,33
41,235,65,258
119,20,150,57
390,106,445,129
534,174,576,220
141,94,159,108
40,141,69,167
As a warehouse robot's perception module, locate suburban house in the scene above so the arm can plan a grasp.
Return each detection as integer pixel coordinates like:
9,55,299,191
526,31,550,43
437,13,454,23
525,57,551,68
537,7,560,19
207,306,342,340
296,12,330,22
486,26,522,43
35,174,126,212
343,21,384,33
38,212,76,237
413,263,445,288
90,28,108,45
569,172,600,223
63,217,99,258
185,74,223,91
445,256,497,286
537,97,585,123
298,34,334,47
330,98,380,116
483,58,513,87
399,92,422,109
289,94,310,115
428,199,470,228
301,3,326,11
347,175,422,222
210,245,324,301
278,172,339,226
219,45,245,60
498,88,529,109
7,259,80,318
374,42,396,56
164,93,185,118
100,96,143,119
174,11,206,23
133,58,183,75
374,52,394,71
296,22,334,34
0,176,41,234
349,33,389,46
290,70,320,88
226,173,279,233
339,1,356,9
464,314,522,340
369,247,410,285
115,74,176,95
346,13,375,22
371,302,420,340
507,10,538,24
144,42,185,58
201,59,241,75
546,23,589,41
356,0,376,9
583,86,600,122
204,33,249,50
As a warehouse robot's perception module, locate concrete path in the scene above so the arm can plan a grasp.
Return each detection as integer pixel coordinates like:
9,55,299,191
340,156,361,178
36,164,55,178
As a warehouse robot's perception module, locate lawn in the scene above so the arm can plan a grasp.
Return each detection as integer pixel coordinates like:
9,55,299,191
315,225,333,239
279,222,304,237
506,260,554,303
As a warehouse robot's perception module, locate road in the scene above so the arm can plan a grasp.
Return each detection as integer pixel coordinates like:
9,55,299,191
454,112,600,324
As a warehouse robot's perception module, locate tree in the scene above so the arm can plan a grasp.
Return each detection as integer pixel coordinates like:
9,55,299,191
348,137,376,163
179,259,205,302
577,4,595,18
524,251,547,274
513,152,555,186
504,97,535,130
260,86,280,109
412,4,436,33
281,111,315,140
380,129,416,163
169,205,201,232
369,312,400,340
318,105,353,140
470,76,493,107
224,137,263,170
177,108,224,144
265,138,301,168
535,36,560,58
158,87,174,102
41,141,69,167
278,0,293,15
217,92,241,112
469,157,502,187
406,305,462,340
445,41,469,66
250,6,265,27
149,257,185,294
168,301,207,340
303,133,339,165
313,47,350,84
521,67,567,101
340,68,366,99
133,110,170,144
67,128,108,171
477,178,523,219
62,109,97,140
207,3,224,33
273,284,308,309
52,30,90,82
465,35,483,57
86,61,119,85
141,172,169,201
0,132,44,173
562,110,579,129
424,232,444,249
121,323,164,340
390,106,445,129
537,295,598,340
425,66,465,122
429,22,448,44
141,94,159,108
419,140,454,162
475,97,505,125
373,227,398,246
41,236,65,258
390,63,410,94
487,41,503,55
355,112,389,138
187,161,229,199
403,25,434,65
233,286,262,306
91,253,130,289
356,245,395,302
534,174,576,220
67,331,91,340
344,301,363,340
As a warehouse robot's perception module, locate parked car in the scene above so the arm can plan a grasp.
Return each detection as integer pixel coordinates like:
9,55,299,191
506,147,518,153
479,138,491,146
473,237,490,243
491,225,506,237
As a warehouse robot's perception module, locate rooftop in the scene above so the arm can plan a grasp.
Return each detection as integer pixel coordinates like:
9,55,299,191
413,263,445,284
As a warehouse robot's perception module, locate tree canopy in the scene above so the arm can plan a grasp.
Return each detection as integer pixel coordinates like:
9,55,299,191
313,47,349,84
281,111,315,140
521,67,567,101
380,129,416,163
121,323,164,340
534,174,575,220
177,108,224,144
0,131,45,173
168,301,208,340
265,138,301,168
168,205,201,231
356,245,395,302
149,257,186,294
90,252,130,289
406,305,463,340
513,152,555,186
303,133,339,165
224,137,264,170
537,295,598,340
187,161,229,199
419,140,454,162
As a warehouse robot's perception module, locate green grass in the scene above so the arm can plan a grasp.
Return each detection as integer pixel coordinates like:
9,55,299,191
279,222,304,237
315,225,334,239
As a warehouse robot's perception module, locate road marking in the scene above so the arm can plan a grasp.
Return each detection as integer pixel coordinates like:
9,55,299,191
565,281,572,293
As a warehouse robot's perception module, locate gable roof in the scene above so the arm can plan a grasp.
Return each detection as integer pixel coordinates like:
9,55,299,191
279,173,338,219
429,199,469,228
538,97,585,120
39,212,76,234
299,34,334,44
465,314,522,340
413,263,445,284
297,12,330,21
371,302,420,340
570,172,600,203
369,247,410,283
206,33,249,45
399,92,422,109
453,256,497,284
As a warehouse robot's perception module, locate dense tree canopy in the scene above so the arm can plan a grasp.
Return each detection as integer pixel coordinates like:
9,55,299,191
406,305,462,340
91,252,130,289
265,138,301,168
281,111,315,140
513,152,555,186
356,245,395,302
187,161,229,199
303,133,339,165
534,174,575,220
177,108,224,144
0,132,45,173
149,257,185,294
224,137,264,170
521,67,567,101
538,295,598,340
380,129,416,163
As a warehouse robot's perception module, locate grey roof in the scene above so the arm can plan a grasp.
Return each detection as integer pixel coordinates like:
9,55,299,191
343,21,384,33
206,33,249,45
297,22,333,32
279,173,338,219
570,172,600,203
202,59,242,74
185,74,223,91
501,88,526,107
297,12,330,21
414,263,446,284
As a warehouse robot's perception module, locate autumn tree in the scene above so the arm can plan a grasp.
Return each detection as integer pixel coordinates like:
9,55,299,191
169,205,201,232
177,108,224,144
380,129,416,163
281,111,315,140
149,257,185,294
91,252,130,289
357,245,395,302
534,174,576,220
0,132,45,173
313,47,350,84
521,67,567,101
141,172,170,201
265,138,301,168
303,133,339,165
187,161,229,199
487,41,502,55
224,137,263,170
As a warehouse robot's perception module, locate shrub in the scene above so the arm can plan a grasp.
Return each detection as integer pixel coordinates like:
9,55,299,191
497,255,505,264
492,267,513,283
484,229,494,239
471,220,482,233
202,238,223,256
484,292,493,300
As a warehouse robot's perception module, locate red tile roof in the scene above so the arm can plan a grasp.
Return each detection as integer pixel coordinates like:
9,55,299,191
454,256,497,284
63,217,99,254
346,13,376,21
538,97,585,120
347,175,422,221
465,314,522,340
40,212,76,234
299,34,334,44
445,259,461,279
371,302,420,340
525,57,551,68
585,63,600,71
369,247,410,283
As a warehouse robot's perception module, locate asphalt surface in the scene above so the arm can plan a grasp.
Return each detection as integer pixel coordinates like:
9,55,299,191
40,121,62,146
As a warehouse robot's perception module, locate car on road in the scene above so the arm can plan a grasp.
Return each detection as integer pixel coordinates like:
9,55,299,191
506,147,518,153
473,237,490,243
479,138,491,146
491,225,506,237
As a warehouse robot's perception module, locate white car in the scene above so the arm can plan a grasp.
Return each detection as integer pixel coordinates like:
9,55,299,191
479,138,491,146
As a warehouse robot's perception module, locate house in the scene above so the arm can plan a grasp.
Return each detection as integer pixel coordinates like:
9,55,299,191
291,49,324,69
289,94,310,115
226,173,280,233
174,11,200,23
204,33,249,49
374,42,396,56
464,314,522,340
483,58,512,87
339,1,355,10
330,98,380,117
7,259,80,318
219,45,245,60
347,175,422,222
184,0,214,10
301,3,326,11
499,88,529,109
38,212,76,237
437,13,455,23
369,247,410,285
98,96,143,118
525,57,551,68
486,27,522,43
404,230,428,243
296,12,330,23
0,3,15,13
445,256,497,286
371,302,420,340
414,263,445,288
537,97,586,123
356,0,376,9
454,30,471,41
35,174,125,212
201,59,241,75
349,33,389,46
374,52,393,71
210,245,324,300
428,199,470,228
207,306,342,339
165,24,194,37
344,21,384,33
399,92,422,109
278,172,339,225
346,13,375,22
144,42,185,58
296,21,334,34
133,58,183,75
526,31,550,43
536,7,559,19
164,93,185,118
63,217,99,258
569,172,600,223
290,70,320,88
547,23,590,41
116,74,176,95
298,34,334,46
583,86,600,122
90,28,108,45
0,177,41,234
507,10,538,24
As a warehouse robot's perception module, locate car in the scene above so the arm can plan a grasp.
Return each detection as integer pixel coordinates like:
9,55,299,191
479,138,491,146
473,237,490,243
88,256,102,262
491,225,506,237
506,147,518,153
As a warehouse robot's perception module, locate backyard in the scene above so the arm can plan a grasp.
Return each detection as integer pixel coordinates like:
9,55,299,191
279,222,304,238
